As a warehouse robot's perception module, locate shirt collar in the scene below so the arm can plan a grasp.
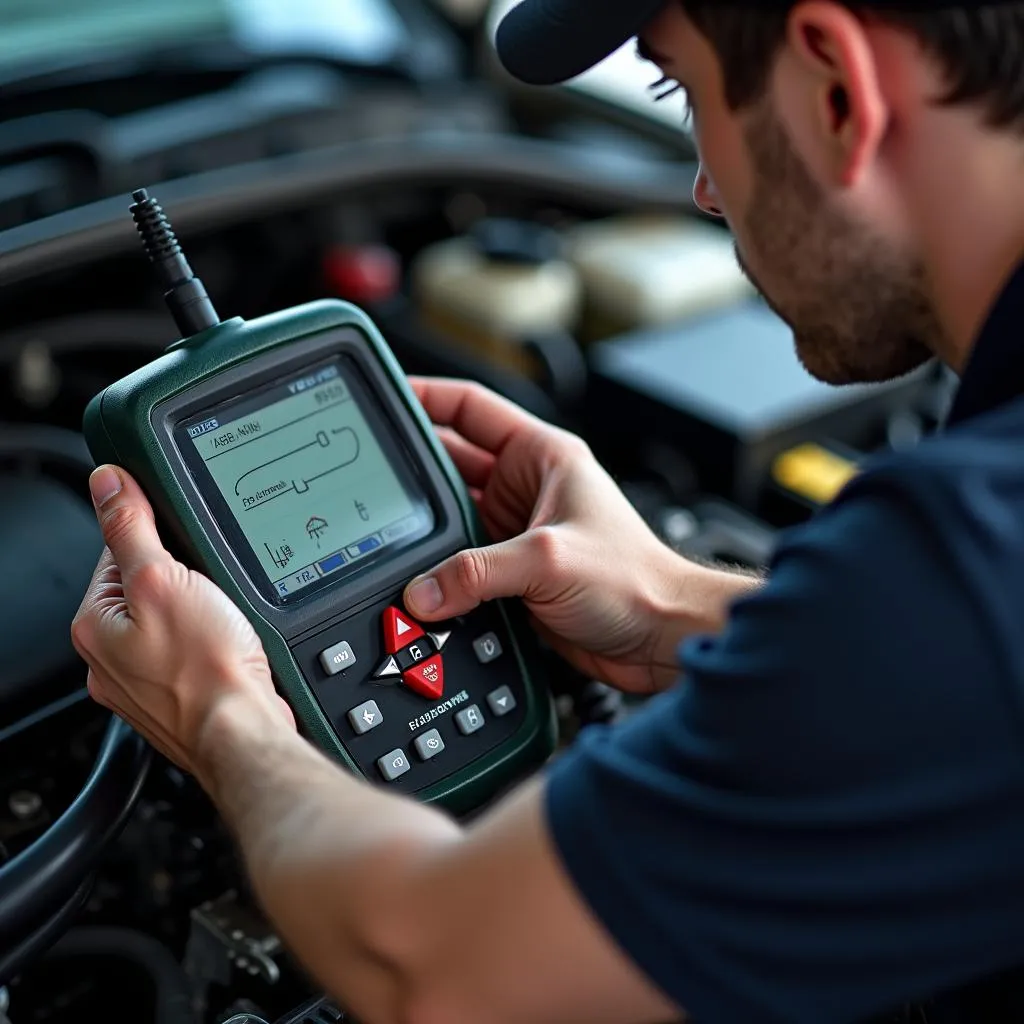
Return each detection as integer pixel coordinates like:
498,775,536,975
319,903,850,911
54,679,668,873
948,259,1024,426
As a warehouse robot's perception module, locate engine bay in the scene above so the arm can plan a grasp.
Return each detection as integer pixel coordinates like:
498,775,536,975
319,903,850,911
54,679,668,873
0,3,962,1023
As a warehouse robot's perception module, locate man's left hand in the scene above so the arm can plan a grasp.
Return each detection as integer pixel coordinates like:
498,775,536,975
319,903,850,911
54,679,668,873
71,465,294,776
70,466,682,1024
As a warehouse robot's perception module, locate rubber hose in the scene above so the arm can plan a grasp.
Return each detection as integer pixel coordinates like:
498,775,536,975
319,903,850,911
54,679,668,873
522,330,589,411
40,927,197,1024
0,134,701,289
0,423,93,470
0,875,93,985
0,717,151,946
0,427,150,949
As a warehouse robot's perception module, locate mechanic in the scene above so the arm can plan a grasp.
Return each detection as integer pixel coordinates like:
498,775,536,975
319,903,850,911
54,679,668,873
70,1,1024,1021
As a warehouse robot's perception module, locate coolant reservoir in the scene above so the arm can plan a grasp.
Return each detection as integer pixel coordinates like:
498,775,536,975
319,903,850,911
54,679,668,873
564,214,754,340
412,218,581,377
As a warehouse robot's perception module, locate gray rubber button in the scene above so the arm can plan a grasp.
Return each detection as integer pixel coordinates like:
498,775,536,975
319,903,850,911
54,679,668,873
348,700,383,735
378,749,410,782
455,705,485,735
487,686,516,717
413,729,445,760
472,632,503,663
320,640,357,675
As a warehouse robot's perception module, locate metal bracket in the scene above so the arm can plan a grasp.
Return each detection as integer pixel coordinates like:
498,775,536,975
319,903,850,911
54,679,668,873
185,890,282,987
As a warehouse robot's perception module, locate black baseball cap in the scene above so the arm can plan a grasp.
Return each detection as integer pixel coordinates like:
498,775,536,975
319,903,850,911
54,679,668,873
496,0,666,86
494,0,1005,87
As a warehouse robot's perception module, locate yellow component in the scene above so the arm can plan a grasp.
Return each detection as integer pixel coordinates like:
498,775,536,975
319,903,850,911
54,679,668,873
772,443,859,505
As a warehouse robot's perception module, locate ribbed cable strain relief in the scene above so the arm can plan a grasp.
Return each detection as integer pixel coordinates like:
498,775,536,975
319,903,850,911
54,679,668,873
132,201,182,263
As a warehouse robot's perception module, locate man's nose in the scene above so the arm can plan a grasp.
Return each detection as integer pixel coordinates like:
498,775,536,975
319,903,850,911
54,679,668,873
693,164,723,217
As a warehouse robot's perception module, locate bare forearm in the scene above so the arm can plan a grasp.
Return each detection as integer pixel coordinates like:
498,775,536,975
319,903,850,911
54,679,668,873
194,698,459,1018
188,698,681,1024
651,553,764,666
686,558,764,631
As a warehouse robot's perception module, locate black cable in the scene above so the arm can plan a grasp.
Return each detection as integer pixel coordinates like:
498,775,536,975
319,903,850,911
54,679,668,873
0,688,90,747
0,717,151,947
130,188,220,337
0,414,152,981
0,874,93,986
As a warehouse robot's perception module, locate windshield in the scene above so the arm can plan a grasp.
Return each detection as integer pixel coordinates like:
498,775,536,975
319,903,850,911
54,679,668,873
2,0,410,73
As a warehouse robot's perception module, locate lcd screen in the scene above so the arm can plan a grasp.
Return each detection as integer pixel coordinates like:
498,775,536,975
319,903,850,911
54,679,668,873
180,360,434,600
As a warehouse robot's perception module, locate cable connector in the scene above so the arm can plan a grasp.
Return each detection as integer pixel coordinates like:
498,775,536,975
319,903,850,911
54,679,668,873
129,188,220,337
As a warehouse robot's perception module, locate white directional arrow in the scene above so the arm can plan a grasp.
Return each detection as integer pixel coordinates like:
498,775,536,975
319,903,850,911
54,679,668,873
396,616,413,636
497,696,508,708
374,656,401,678
428,631,451,652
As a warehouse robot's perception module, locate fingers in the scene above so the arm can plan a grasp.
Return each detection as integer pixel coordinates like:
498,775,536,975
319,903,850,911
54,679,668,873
71,547,121,659
277,695,297,731
82,547,120,603
404,532,546,620
88,466,170,587
435,426,496,490
408,377,540,455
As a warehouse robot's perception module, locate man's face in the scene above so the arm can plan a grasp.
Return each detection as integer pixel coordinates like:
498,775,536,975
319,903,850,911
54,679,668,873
641,4,942,385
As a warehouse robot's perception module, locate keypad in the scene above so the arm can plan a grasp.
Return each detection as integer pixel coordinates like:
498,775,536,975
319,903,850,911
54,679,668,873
294,595,528,794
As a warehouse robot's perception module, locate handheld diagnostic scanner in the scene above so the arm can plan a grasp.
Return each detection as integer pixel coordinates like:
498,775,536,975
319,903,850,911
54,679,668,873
83,191,556,813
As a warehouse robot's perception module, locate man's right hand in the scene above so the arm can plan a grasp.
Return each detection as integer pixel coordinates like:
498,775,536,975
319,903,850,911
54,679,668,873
403,378,757,694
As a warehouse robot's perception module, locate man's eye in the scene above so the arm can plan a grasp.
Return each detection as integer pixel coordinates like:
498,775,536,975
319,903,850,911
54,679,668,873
648,75,694,128
648,74,680,101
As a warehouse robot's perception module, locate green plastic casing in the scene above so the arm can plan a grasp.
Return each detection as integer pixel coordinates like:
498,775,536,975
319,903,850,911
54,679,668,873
83,300,556,814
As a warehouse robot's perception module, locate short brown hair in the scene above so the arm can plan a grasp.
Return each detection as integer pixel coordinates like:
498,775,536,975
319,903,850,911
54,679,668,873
679,2,1024,131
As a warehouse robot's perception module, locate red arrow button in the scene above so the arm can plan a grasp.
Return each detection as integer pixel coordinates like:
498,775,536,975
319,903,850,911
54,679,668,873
383,606,424,654
402,655,444,700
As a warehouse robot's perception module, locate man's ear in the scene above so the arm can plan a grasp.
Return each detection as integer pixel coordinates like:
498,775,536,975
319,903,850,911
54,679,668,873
783,0,888,187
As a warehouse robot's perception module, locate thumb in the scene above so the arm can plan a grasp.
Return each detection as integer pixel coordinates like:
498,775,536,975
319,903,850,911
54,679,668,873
89,465,170,585
404,534,539,620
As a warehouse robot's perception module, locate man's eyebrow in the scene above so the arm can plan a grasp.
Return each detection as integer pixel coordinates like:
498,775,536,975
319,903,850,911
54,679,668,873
635,37,673,66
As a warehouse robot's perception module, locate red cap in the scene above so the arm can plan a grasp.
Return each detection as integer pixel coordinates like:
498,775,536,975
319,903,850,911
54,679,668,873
323,245,401,304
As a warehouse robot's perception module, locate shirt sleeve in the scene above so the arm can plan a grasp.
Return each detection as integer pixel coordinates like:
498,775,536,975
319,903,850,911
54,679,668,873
544,462,1024,1024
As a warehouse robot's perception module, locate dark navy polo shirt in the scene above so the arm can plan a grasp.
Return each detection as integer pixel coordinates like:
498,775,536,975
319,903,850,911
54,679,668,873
545,261,1024,1024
